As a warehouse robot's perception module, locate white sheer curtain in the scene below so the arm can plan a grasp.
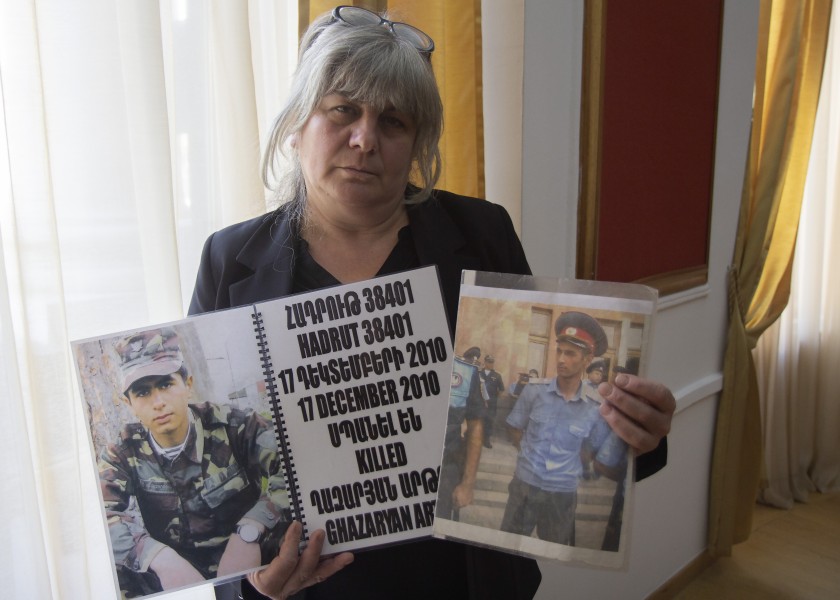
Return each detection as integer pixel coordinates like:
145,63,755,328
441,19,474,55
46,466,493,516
0,1,297,597
753,3,840,509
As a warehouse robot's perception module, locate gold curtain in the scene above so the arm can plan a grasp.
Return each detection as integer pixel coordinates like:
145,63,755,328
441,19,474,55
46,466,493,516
708,0,832,556
301,0,485,198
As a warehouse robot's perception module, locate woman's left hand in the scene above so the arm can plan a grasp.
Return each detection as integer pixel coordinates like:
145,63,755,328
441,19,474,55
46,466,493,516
598,374,675,455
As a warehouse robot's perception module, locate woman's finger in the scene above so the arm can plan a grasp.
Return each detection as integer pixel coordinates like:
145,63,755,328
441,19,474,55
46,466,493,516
598,375,674,453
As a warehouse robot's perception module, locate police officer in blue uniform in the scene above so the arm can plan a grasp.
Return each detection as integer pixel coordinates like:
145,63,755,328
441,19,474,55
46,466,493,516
479,354,505,449
585,359,607,387
501,311,625,545
438,346,485,521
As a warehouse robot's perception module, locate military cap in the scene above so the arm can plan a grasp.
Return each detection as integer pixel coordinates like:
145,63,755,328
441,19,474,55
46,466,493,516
114,327,184,394
484,354,495,363
586,360,607,375
463,346,481,362
554,311,608,357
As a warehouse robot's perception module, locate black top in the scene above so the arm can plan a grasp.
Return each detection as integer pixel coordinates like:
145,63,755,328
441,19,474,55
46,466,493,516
293,226,420,294
265,221,539,600
191,190,667,599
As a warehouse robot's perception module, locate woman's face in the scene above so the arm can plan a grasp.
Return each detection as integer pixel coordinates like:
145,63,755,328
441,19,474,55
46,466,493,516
296,93,417,225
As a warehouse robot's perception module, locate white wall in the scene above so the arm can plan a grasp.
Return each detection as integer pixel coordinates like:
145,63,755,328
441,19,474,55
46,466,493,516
484,0,760,596
482,0,525,232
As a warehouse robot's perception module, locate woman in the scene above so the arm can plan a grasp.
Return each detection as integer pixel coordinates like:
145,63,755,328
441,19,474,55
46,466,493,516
190,7,674,599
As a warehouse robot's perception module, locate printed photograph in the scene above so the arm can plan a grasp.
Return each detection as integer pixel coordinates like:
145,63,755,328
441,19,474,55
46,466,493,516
73,317,289,597
434,272,657,568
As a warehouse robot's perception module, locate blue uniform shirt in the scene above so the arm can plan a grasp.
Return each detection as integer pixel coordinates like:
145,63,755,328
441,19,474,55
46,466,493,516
450,357,478,409
506,379,625,492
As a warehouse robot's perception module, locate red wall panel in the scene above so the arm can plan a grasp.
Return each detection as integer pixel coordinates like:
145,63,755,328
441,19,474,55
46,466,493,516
596,0,724,283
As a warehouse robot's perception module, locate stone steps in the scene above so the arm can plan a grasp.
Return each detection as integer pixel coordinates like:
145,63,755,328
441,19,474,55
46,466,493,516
451,433,620,549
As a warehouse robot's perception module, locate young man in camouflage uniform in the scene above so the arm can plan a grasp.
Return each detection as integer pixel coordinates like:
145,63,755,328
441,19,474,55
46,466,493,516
98,328,288,595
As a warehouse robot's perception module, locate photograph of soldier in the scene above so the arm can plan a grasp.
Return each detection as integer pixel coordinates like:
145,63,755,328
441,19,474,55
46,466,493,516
500,312,627,546
437,346,485,521
96,327,289,596
478,354,505,449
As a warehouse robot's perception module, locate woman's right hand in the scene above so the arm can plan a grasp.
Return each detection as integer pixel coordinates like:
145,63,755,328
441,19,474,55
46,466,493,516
247,521,355,600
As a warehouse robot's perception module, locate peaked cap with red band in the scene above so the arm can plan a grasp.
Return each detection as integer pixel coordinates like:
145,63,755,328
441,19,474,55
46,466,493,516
554,311,608,357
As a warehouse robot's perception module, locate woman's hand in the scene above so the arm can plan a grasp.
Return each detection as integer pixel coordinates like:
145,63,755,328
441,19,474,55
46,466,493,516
598,374,675,455
247,521,354,600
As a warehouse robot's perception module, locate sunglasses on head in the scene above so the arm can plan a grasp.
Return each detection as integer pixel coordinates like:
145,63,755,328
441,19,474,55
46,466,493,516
331,5,435,55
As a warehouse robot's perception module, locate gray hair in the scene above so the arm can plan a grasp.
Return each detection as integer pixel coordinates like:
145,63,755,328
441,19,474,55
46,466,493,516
262,11,444,219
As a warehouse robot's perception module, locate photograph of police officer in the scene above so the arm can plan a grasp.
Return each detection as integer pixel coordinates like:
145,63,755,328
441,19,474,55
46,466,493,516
500,311,627,546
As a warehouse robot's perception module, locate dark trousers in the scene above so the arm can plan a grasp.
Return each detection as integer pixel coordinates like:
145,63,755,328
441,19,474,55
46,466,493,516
500,477,577,545
601,479,625,551
483,401,497,442
436,459,463,521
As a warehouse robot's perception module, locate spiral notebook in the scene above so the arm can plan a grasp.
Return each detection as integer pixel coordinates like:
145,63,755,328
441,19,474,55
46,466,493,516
72,266,452,598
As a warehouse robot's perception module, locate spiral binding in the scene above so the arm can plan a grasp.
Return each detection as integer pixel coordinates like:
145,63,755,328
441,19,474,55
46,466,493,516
252,309,310,545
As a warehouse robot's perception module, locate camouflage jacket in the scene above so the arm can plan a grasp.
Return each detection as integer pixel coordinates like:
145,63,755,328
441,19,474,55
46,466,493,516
98,402,288,577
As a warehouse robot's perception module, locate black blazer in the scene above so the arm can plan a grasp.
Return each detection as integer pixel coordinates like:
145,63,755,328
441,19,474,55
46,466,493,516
189,189,531,335
189,190,665,599
190,190,666,476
